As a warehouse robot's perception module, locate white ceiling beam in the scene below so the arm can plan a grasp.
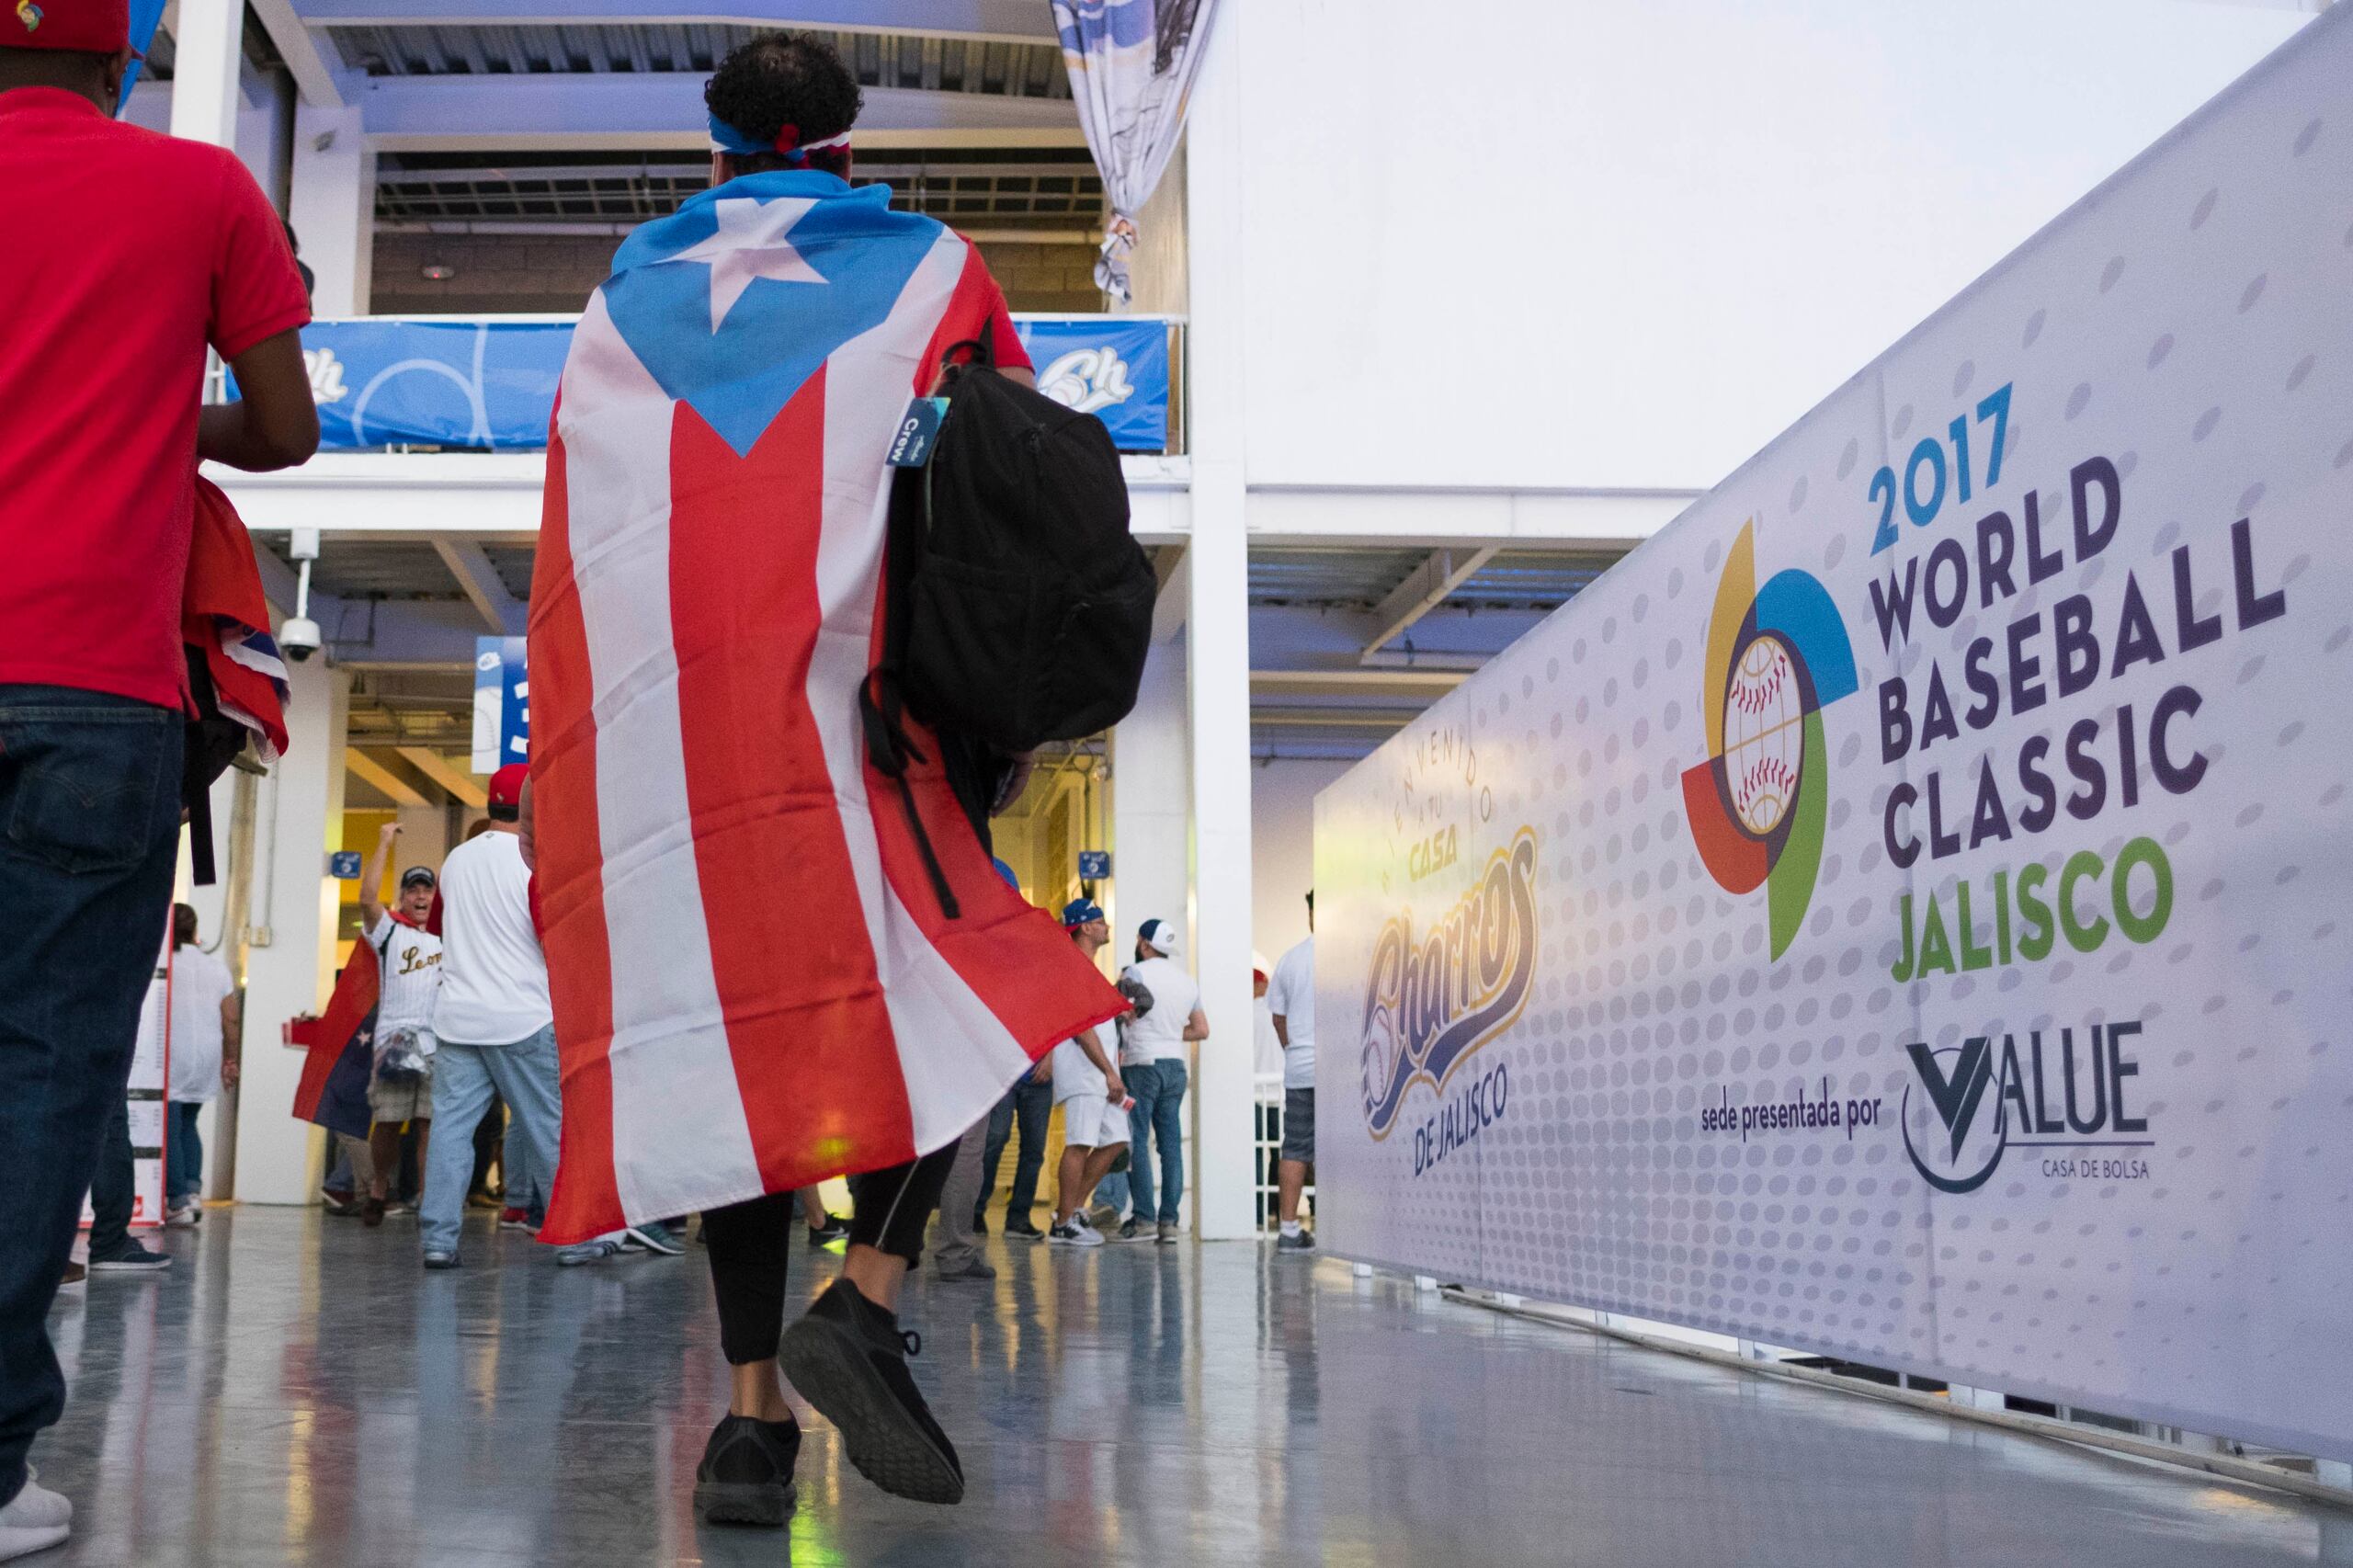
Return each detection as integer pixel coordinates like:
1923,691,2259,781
430,535,523,631
1358,546,1497,663
1251,668,1469,699
346,746,430,805
297,0,1056,43
357,75,1080,152
250,0,351,106
395,746,490,806
1245,486,1693,550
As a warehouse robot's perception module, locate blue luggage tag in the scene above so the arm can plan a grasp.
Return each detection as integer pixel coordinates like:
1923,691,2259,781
887,397,951,468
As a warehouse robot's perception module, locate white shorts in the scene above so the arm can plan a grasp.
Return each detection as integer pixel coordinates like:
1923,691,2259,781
1058,1092,1131,1151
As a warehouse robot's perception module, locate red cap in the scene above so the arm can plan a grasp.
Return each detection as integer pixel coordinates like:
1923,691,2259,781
7,0,135,54
487,763,529,810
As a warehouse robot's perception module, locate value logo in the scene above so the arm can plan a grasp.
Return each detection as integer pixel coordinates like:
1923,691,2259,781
1899,1024,2153,1193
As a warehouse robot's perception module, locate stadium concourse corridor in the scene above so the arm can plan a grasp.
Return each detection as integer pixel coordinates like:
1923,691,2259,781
33,1211,2351,1567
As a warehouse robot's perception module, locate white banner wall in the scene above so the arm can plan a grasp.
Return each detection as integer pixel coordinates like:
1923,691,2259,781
1315,7,2353,1459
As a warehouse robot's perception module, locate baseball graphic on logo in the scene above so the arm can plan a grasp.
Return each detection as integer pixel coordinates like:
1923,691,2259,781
1722,634,1802,835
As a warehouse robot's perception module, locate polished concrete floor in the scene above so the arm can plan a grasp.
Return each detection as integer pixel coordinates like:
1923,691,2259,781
30,1208,2352,1566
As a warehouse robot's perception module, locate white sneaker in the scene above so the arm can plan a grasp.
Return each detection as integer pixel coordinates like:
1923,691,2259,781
0,1480,69,1561
163,1205,199,1230
10,1473,66,1528
1047,1222,1103,1247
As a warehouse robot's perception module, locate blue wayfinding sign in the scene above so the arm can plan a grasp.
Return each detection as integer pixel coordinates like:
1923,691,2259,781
472,637,529,773
281,315,1173,453
1077,850,1111,880
329,852,363,881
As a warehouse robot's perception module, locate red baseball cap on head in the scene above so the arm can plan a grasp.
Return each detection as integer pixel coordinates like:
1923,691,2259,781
487,763,529,810
6,0,135,54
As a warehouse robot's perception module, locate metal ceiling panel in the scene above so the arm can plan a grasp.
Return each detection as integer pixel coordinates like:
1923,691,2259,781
324,22,1069,94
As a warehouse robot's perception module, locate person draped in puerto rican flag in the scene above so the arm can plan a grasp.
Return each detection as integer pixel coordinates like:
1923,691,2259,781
526,32,1123,1517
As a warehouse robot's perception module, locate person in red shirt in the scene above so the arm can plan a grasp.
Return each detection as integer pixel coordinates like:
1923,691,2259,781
0,2,319,1549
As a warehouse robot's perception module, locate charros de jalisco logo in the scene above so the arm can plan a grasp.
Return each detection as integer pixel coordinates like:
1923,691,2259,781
1681,520,1859,959
1358,828,1539,1141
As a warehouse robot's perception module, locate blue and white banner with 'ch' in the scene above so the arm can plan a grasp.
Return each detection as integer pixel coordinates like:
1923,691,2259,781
298,316,1172,452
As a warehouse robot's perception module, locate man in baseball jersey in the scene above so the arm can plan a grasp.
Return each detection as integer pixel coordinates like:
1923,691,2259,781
356,822,442,1228
1045,900,1127,1246
420,766,659,1267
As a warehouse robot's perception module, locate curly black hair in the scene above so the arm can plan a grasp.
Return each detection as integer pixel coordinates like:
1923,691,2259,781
705,32,863,176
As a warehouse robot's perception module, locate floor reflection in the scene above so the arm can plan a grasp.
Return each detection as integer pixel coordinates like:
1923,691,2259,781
30,1210,2353,1566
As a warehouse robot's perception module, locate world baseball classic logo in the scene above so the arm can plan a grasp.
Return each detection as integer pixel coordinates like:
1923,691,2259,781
1680,521,1859,959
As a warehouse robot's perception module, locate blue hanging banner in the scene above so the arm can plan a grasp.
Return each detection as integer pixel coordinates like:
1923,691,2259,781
1015,318,1172,452
472,637,529,773
298,320,575,451
283,316,1172,453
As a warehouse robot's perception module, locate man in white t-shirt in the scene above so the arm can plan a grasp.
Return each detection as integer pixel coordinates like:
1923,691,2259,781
164,905,238,1228
1267,891,1317,1252
356,821,443,1227
419,767,656,1268
1119,918,1208,1244
1044,900,1126,1246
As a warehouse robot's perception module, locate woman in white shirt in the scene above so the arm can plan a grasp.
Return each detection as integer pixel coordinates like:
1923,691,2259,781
164,904,238,1226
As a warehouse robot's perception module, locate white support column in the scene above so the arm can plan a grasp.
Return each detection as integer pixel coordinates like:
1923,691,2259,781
1181,10,1256,1243
167,0,244,150
233,660,350,1204
1110,639,1190,966
290,103,375,315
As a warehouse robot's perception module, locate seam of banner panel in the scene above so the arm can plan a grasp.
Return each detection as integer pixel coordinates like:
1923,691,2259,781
562,291,762,1217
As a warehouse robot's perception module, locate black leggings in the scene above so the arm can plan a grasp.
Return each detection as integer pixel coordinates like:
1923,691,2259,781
704,1141,961,1366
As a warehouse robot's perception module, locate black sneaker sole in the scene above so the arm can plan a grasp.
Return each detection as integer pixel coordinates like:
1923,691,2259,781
779,1314,964,1506
693,1477,796,1526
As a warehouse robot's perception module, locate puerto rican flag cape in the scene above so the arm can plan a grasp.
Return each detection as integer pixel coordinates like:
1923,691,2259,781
529,170,1125,1244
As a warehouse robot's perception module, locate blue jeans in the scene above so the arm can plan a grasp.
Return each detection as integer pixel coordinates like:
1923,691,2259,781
418,1027,564,1257
976,1074,1051,1227
0,686,184,1508
1124,1058,1188,1224
86,1098,137,1260
167,1101,204,1206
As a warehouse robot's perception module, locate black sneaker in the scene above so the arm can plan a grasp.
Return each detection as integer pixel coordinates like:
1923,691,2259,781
779,1278,963,1506
88,1243,172,1273
804,1213,849,1247
694,1413,800,1526
1002,1217,1044,1239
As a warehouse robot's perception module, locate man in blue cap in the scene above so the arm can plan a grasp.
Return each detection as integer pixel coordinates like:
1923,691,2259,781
1045,899,1128,1244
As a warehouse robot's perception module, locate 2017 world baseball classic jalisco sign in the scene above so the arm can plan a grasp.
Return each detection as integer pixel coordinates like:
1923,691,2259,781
1313,7,2353,1458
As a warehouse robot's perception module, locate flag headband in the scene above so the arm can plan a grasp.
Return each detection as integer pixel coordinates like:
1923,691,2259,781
708,114,851,162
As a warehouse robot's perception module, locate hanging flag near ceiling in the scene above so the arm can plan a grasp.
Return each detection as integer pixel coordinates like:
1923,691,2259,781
1053,0,1222,305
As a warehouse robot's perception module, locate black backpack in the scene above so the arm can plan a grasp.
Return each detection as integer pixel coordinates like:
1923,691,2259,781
860,340,1156,916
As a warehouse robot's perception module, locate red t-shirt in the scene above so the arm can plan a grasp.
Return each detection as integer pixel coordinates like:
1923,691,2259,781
0,88,313,709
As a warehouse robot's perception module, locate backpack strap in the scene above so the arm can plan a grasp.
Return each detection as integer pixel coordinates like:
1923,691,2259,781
858,467,962,921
